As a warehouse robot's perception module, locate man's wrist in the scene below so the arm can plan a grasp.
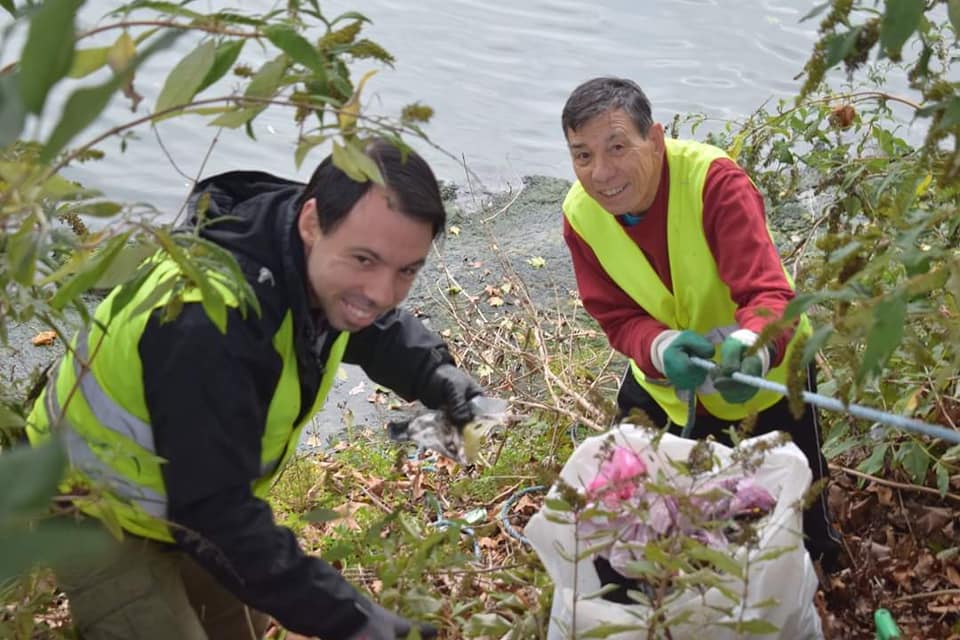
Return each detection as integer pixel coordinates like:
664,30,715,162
728,329,770,375
649,329,682,375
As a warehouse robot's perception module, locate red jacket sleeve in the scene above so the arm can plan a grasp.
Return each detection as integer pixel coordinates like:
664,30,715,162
702,159,795,364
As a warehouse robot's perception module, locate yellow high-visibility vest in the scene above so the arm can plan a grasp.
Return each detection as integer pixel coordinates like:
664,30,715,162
27,259,347,541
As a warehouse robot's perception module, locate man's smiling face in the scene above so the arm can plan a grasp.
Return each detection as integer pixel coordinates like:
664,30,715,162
297,185,433,332
566,107,665,216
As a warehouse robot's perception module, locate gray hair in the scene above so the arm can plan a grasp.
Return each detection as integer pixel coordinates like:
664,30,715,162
561,77,654,138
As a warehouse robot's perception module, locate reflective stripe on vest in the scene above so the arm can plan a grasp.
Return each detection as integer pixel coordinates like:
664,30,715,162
44,360,167,519
74,330,155,454
563,138,811,425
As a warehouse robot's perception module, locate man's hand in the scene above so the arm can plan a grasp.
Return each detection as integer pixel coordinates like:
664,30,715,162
713,330,771,404
651,330,715,390
348,600,437,640
422,364,483,426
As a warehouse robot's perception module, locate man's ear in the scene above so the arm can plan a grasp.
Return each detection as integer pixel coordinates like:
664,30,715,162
648,122,665,152
297,198,319,246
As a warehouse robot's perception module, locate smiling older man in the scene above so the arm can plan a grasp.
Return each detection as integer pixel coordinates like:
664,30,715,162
560,76,842,572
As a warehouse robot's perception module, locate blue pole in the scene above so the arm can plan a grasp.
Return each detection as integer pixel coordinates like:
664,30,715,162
689,356,960,444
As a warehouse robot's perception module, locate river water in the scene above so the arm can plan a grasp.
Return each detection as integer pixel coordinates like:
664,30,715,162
5,0,842,214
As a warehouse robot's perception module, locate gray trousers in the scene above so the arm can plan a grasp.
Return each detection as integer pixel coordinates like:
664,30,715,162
57,534,270,640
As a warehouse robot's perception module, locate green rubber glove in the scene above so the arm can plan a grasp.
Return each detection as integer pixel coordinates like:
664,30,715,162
660,331,715,390
713,335,766,404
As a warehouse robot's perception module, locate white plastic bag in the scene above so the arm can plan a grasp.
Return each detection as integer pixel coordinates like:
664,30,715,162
524,426,823,640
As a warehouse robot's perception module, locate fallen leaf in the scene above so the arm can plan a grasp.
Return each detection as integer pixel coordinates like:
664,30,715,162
527,256,546,269
31,331,57,346
348,381,366,396
449,225,461,236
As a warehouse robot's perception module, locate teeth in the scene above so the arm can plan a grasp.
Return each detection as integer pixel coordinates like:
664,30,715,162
601,185,626,197
345,300,376,324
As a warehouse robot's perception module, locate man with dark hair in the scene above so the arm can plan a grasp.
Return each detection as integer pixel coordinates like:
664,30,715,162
28,139,479,639
560,77,842,569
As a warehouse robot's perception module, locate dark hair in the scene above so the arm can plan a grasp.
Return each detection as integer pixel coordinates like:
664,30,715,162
296,138,445,238
561,77,654,138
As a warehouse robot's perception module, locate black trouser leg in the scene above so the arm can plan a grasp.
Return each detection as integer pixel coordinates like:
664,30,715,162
615,365,669,426
751,364,842,562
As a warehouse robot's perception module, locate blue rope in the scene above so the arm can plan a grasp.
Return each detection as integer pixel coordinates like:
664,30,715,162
425,493,481,560
689,356,960,444
499,485,547,546
680,392,697,439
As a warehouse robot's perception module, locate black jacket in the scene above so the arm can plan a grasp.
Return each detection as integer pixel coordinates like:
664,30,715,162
138,171,452,638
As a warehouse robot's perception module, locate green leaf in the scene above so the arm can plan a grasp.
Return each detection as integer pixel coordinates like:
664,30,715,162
50,234,131,309
949,0,960,37
685,543,743,578
858,442,888,476
294,135,328,168
329,11,371,26
112,1,203,20
209,107,262,129
18,0,81,114
6,218,39,286
303,507,342,523
0,0,14,17
937,463,950,496
68,46,110,78
0,519,111,583
463,613,511,637
858,294,906,384
93,242,157,289
265,24,325,73
155,40,217,114
208,56,286,128
824,27,862,68
195,39,245,94
331,140,366,182
0,72,27,148
40,83,115,163
880,0,924,60
899,442,930,483
0,404,25,433
41,30,182,163
717,618,780,635
70,201,123,217
0,442,66,519
800,1,831,22
342,139,383,184
932,97,960,134
153,234,228,332
802,324,833,368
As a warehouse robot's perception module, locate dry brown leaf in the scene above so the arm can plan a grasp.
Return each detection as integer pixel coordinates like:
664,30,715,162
31,331,57,346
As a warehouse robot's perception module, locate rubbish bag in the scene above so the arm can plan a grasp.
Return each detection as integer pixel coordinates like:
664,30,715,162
524,426,823,640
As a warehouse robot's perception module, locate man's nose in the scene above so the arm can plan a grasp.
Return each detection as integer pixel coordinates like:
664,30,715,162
365,269,400,308
592,155,613,183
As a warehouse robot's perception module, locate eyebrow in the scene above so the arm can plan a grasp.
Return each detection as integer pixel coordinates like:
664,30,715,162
569,133,626,149
354,247,426,270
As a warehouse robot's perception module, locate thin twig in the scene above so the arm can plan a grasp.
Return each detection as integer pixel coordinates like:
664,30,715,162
891,588,960,604
830,463,960,502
